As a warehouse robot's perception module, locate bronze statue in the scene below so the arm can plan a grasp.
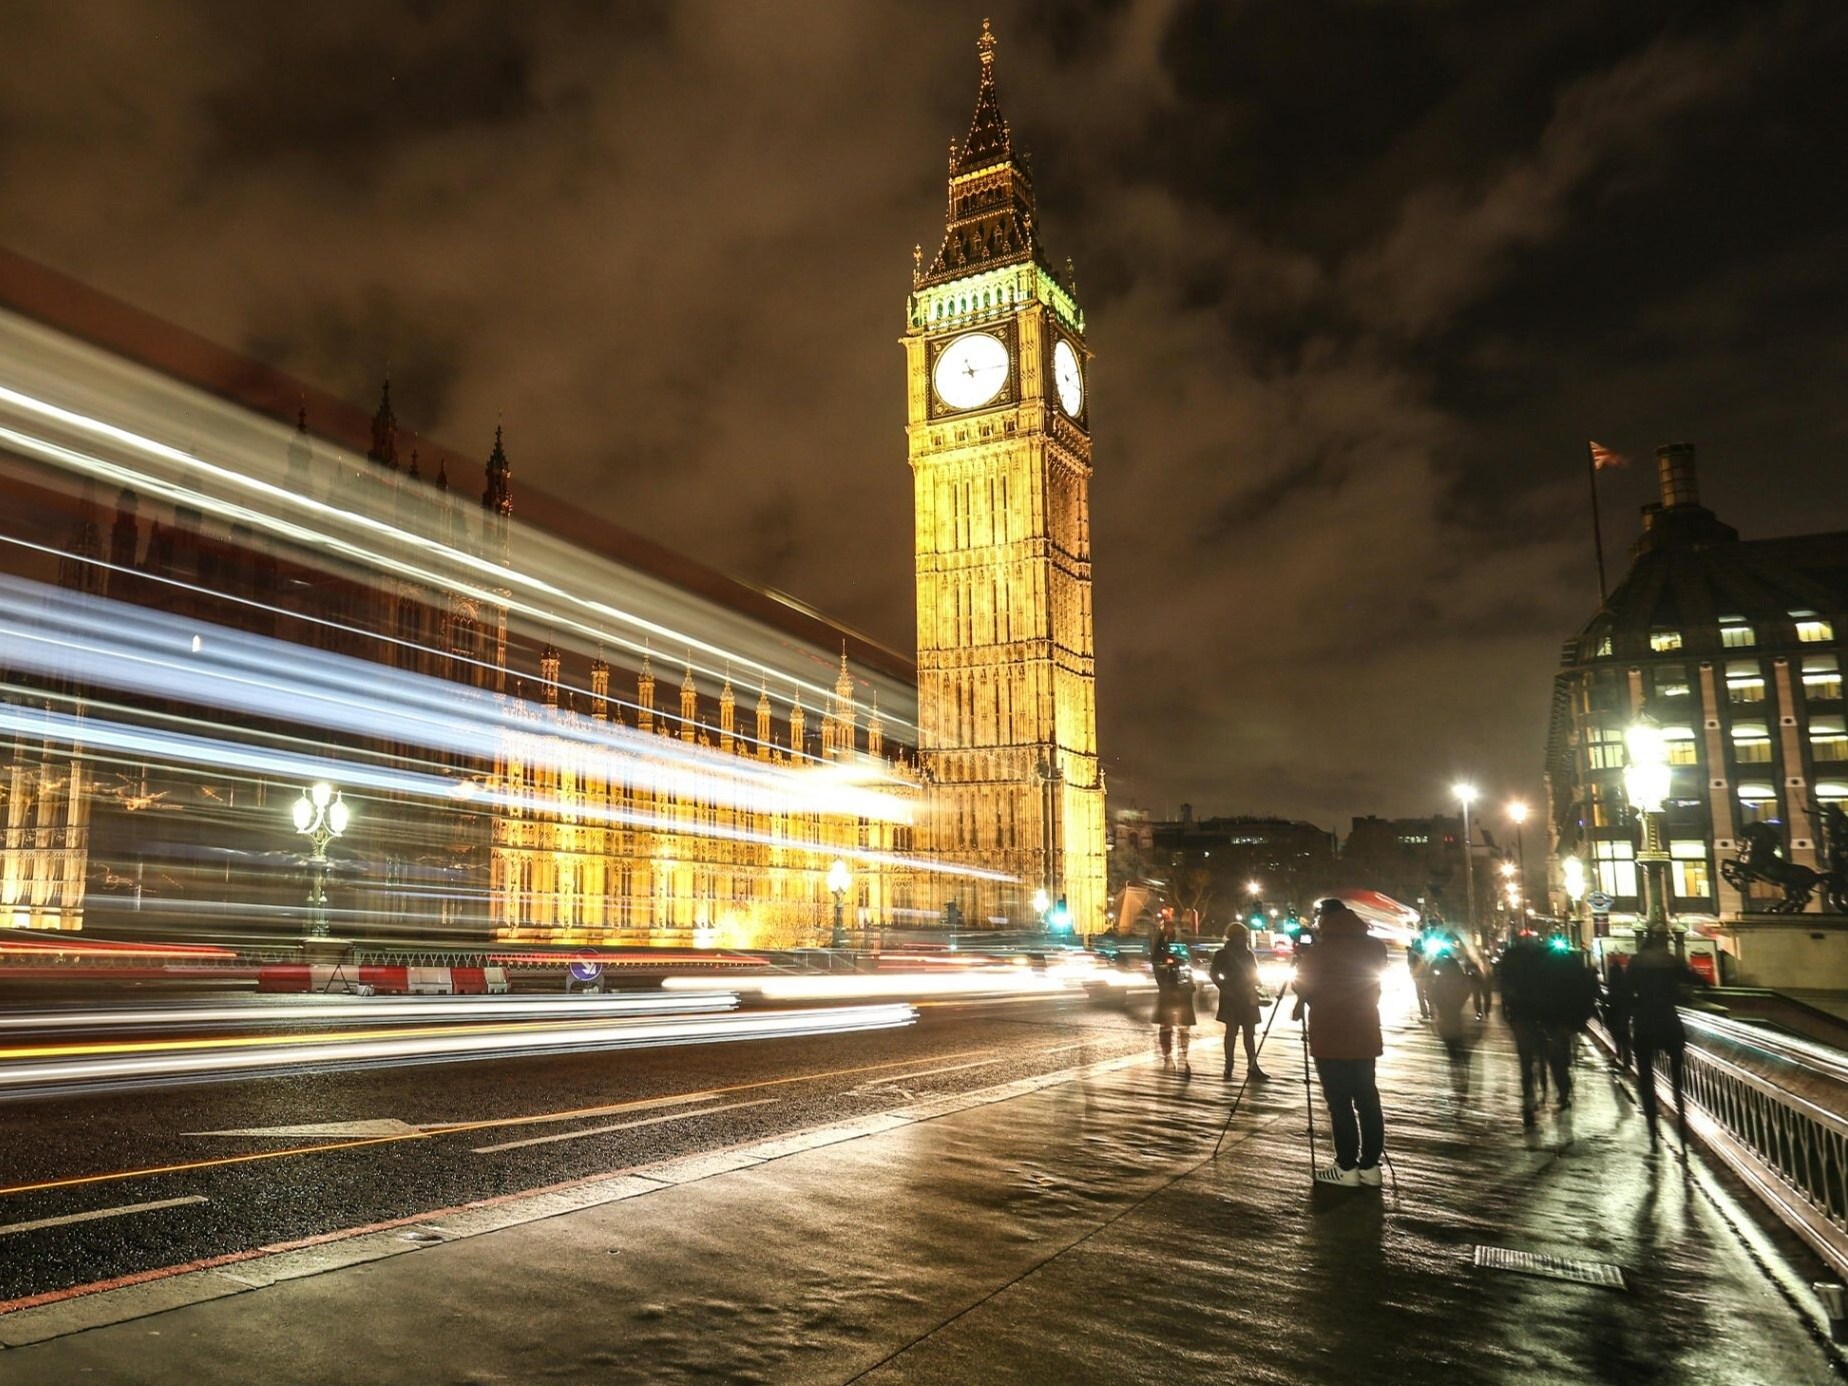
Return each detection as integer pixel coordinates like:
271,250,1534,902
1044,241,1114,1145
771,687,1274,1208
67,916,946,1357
1812,801,1848,913
1721,820,1846,914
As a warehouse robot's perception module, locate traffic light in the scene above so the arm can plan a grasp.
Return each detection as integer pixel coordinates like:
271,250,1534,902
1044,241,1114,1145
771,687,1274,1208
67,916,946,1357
1547,933,1573,954
1049,897,1072,932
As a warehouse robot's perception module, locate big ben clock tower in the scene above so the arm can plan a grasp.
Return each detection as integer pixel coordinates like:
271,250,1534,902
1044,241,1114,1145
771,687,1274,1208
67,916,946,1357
905,20,1106,931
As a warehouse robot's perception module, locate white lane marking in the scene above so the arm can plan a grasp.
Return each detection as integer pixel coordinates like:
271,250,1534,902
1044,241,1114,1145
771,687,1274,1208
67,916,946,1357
419,1090,722,1134
855,1056,1007,1088
471,1098,778,1155
185,1119,423,1139
0,1195,207,1238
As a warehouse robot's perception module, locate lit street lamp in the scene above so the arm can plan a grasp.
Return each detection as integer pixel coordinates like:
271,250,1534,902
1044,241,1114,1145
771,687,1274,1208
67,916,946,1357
292,781,350,938
1506,800,1529,918
1562,854,1587,946
1623,717,1674,943
1031,887,1050,929
827,857,852,949
1454,783,1479,941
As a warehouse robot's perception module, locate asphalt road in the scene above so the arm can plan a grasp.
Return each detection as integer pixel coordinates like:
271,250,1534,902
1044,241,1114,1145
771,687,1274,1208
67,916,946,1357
0,989,1167,1307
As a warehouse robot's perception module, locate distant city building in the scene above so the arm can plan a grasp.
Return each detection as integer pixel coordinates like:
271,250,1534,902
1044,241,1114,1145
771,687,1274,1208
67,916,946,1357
1341,814,1467,919
1545,442,1847,922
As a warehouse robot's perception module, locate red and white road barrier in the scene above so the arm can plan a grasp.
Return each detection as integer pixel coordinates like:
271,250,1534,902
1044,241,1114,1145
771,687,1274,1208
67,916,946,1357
257,965,509,996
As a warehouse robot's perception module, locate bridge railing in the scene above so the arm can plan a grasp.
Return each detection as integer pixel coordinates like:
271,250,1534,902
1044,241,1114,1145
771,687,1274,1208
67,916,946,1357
1670,1009,1848,1281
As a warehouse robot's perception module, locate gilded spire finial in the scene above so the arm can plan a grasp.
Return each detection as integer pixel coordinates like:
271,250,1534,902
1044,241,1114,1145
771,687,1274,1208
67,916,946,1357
978,17,996,72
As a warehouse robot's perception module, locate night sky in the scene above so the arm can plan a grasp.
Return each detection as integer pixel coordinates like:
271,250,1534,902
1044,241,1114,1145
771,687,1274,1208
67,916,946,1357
3,1,1844,831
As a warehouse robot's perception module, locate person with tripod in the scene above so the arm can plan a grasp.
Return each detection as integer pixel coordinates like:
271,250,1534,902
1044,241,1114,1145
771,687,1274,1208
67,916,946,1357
1210,921,1270,1083
1292,898,1388,1188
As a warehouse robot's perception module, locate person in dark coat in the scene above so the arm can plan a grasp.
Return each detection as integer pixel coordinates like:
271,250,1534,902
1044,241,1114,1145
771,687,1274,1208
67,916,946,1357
1210,922,1269,1082
1628,930,1703,1147
1292,898,1388,1187
1533,938,1598,1111
1496,933,1549,1127
1150,915,1197,1076
1603,955,1634,1071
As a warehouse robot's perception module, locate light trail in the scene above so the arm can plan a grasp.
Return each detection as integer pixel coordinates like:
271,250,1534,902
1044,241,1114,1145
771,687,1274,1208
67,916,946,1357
0,992,741,1033
661,959,1105,1002
0,333,922,734
0,573,1014,881
0,1003,918,1099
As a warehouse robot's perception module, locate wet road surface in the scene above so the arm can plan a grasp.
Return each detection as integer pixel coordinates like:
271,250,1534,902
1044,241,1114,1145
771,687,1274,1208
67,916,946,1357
0,990,1156,1306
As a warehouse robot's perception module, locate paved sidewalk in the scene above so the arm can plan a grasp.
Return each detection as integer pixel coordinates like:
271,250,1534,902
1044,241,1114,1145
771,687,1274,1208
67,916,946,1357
2,1007,1839,1384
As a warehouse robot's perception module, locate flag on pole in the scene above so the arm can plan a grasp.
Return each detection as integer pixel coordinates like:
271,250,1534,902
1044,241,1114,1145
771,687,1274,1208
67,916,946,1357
1588,440,1628,471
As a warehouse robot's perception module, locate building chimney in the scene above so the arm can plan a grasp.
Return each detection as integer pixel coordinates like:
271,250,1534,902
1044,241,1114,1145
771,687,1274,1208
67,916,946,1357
1656,442,1699,510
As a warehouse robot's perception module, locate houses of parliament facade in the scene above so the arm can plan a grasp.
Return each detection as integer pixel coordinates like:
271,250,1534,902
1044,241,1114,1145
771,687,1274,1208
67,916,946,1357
0,22,1105,946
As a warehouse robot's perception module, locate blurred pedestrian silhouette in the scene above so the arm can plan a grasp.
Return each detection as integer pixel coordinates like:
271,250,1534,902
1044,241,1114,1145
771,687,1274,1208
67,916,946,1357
1603,954,1634,1070
1536,936,1598,1111
1496,932,1549,1126
1211,922,1269,1083
1425,936,1480,1102
1151,914,1196,1077
1628,930,1704,1148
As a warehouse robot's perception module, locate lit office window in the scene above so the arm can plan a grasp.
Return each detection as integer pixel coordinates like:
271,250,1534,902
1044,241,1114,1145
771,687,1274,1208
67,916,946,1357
1650,630,1684,652
1817,780,1848,806
1592,839,1637,898
1792,612,1834,644
1804,655,1842,701
1731,722,1773,763
1651,666,1691,699
1811,717,1848,763
1596,635,1613,657
1669,840,1712,898
1727,660,1766,705
1736,783,1778,824
1664,726,1699,765
1585,725,1626,770
1719,619,1755,648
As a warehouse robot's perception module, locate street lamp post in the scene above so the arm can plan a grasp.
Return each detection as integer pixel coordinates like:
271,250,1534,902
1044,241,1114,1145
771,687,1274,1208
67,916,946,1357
1507,800,1529,918
1562,854,1587,947
827,857,851,950
291,781,350,938
1454,783,1479,943
1031,887,1050,931
1623,717,1674,946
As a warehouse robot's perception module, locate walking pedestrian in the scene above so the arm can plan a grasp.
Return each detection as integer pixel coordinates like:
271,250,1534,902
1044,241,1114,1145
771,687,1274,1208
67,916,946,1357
1407,933,1432,1021
1603,955,1634,1071
1292,898,1387,1187
1628,930,1703,1148
1151,914,1197,1076
1426,943,1478,1102
1534,937,1597,1111
1210,922,1269,1083
1496,932,1549,1127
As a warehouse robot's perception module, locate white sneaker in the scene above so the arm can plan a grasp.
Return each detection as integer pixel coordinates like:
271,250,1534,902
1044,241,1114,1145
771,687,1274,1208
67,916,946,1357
1356,1164,1383,1187
1315,1162,1361,1187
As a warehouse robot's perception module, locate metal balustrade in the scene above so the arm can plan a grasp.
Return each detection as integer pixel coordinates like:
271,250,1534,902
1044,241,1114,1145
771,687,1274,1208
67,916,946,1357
1667,1010,1848,1280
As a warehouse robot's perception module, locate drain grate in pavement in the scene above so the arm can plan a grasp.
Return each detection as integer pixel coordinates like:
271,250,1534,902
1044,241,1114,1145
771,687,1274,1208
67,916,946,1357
1474,1245,1627,1290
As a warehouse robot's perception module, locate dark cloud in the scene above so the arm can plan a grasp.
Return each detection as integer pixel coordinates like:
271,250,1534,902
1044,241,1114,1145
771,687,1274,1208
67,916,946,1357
1,0,1843,830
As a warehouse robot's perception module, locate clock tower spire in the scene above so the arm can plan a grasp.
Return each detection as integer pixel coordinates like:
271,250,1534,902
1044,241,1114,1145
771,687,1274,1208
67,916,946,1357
904,21,1106,934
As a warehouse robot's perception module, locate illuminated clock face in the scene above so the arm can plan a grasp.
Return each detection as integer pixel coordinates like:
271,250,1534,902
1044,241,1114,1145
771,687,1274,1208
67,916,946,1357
933,332,1010,410
1052,339,1084,416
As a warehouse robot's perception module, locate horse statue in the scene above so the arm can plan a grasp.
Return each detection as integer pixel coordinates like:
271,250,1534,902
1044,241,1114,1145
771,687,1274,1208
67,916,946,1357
1814,801,1848,914
1720,820,1846,914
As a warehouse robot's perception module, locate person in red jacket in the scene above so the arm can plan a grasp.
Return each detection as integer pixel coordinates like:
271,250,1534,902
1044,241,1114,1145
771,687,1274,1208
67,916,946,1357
1292,898,1388,1187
